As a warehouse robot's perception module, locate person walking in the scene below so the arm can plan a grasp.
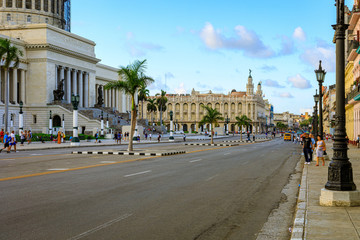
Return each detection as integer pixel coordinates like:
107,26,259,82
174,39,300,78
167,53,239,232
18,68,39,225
20,131,26,146
303,133,313,165
0,132,10,153
9,131,16,152
117,132,121,144
183,134,186,142
149,133,152,141
27,130,32,144
57,131,61,144
157,134,161,143
95,132,99,143
316,135,326,166
0,129,4,143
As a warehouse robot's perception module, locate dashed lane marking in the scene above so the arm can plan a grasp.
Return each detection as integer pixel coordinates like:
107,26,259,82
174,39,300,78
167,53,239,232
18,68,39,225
124,170,152,178
189,159,203,163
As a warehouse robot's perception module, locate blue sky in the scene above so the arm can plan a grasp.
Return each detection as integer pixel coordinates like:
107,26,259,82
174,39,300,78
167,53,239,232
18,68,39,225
72,0,355,114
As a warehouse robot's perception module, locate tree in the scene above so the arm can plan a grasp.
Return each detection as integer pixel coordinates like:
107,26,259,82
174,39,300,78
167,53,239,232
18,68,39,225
155,90,167,126
147,98,157,125
276,122,287,132
138,86,149,119
235,115,252,141
0,39,23,133
104,59,154,151
198,105,224,144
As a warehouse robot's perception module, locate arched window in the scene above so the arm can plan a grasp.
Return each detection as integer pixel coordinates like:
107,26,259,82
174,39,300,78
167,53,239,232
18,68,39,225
16,0,22,8
35,0,41,10
6,0,12,7
53,115,61,127
27,15,31,23
26,0,31,9
6,14,11,21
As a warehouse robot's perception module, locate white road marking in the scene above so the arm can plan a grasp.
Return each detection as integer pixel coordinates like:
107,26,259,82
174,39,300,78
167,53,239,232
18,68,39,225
100,161,116,164
47,168,69,171
2,159,15,161
31,154,43,156
206,175,218,181
124,170,152,178
68,213,133,240
190,159,203,163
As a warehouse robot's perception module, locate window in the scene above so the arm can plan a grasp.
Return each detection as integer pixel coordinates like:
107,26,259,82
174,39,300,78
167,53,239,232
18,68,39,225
27,15,31,23
6,0,12,7
35,0,41,10
33,115,37,124
7,14,11,21
16,0,22,8
51,0,55,13
26,0,31,9
44,0,49,12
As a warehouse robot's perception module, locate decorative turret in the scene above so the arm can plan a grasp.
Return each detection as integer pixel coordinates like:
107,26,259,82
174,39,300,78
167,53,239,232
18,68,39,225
246,69,254,95
256,82,263,96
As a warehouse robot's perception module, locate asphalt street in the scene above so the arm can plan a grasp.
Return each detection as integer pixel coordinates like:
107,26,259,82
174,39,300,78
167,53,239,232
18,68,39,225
0,137,301,240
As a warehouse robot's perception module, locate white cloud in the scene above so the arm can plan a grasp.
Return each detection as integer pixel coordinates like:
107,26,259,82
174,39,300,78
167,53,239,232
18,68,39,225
199,22,275,58
293,27,306,41
300,40,335,72
260,65,277,73
288,74,312,89
300,108,313,114
125,32,164,57
165,72,175,79
174,83,187,95
279,92,294,98
279,35,295,55
263,79,285,88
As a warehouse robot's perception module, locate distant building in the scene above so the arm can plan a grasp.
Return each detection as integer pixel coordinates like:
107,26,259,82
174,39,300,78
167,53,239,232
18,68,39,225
141,72,272,133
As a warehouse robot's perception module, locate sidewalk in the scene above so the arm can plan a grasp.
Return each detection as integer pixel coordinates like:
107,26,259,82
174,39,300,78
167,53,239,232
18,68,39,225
292,141,360,240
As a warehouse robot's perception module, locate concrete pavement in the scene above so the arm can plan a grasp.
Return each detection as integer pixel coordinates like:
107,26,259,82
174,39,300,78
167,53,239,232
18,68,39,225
291,141,360,240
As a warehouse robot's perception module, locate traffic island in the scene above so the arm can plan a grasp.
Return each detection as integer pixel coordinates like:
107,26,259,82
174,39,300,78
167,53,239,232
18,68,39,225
184,143,238,147
72,150,186,156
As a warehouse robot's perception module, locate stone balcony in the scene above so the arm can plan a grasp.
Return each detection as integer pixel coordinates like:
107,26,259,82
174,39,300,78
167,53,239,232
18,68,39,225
346,85,360,104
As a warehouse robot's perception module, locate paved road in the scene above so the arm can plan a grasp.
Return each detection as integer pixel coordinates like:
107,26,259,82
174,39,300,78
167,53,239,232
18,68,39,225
0,138,300,240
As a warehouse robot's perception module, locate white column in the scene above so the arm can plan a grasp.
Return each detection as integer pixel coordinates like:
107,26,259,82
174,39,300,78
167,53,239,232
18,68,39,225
104,89,108,107
72,69,77,95
19,112,23,135
20,69,25,103
84,73,89,107
78,70,83,107
49,114,53,135
32,0,35,9
40,0,44,10
12,68,17,103
66,68,71,103
55,65,58,90
60,66,65,100
101,116,104,136
122,91,126,112
0,67,2,102
109,88,112,107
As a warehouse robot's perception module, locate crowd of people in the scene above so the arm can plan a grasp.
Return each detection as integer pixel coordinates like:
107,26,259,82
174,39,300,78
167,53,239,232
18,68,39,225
0,129,33,153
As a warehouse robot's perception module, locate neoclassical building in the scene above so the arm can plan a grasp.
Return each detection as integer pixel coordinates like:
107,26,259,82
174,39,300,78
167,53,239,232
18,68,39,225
142,73,271,133
0,0,133,135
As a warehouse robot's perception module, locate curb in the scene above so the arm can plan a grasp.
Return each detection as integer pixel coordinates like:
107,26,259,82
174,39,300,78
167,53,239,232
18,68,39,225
184,143,238,147
291,156,307,240
72,151,186,156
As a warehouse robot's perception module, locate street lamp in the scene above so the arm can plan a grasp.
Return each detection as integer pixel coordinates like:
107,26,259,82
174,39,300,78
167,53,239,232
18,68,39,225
49,110,53,135
315,60,326,139
19,101,23,135
100,111,104,136
314,90,319,140
169,110,174,141
225,114,230,135
71,93,80,146
320,0,359,206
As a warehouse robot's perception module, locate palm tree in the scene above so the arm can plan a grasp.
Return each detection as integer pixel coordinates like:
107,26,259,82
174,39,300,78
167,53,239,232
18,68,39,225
155,90,167,126
138,86,149,119
235,115,252,141
0,39,23,132
104,59,154,151
198,105,224,144
147,98,157,125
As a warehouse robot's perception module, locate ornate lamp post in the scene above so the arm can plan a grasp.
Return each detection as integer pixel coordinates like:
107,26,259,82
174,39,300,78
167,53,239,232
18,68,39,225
225,114,230,135
106,113,109,129
71,94,80,146
100,111,104,136
49,110,53,135
320,0,359,207
169,110,174,141
314,90,319,140
315,60,326,138
18,101,24,135
62,114,65,133
133,105,139,142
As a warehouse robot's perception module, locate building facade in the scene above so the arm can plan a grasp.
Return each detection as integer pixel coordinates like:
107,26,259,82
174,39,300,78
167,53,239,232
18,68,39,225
0,2,132,135
141,73,271,133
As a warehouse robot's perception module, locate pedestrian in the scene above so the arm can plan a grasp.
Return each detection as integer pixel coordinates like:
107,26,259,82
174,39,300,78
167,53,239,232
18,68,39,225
149,133,152,141
247,132,250,141
95,132,99,143
57,131,61,144
117,132,121,144
158,134,161,142
9,131,16,152
0,129,4,143
183,134,186,141
27,130,32,144
63,132,66,143
20,131,26,146
302,133,313,165
315,135,326,166
145,133,148,140
114,132,117,143
0,132,10,153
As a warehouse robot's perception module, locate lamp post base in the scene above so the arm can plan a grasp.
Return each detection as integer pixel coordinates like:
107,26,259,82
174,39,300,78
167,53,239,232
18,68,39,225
320,188,360,207
71,137,80,146
169,136,174,141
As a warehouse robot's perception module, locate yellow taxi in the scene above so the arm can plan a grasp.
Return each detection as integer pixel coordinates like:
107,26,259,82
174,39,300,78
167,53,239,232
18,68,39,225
284,133,292,141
